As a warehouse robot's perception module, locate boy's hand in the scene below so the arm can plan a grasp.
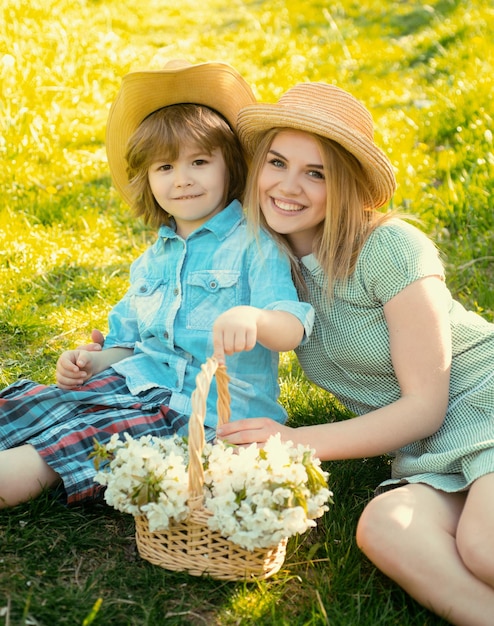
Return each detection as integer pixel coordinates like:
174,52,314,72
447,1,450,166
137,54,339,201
212,306,259,365
56,349,96,389
77,329,105,352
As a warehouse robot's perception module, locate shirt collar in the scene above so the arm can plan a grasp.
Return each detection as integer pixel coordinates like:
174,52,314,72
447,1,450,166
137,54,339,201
299,253,327,287
157,200,243,241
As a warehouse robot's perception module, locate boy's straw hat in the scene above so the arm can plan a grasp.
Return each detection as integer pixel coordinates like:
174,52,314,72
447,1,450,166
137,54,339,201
237,83,396,209
106,59,256,207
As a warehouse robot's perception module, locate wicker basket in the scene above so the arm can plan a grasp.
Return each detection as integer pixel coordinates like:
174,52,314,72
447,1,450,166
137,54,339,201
134,357,287,580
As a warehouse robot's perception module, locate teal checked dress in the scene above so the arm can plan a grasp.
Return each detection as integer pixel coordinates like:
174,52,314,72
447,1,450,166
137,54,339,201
295,219,494,493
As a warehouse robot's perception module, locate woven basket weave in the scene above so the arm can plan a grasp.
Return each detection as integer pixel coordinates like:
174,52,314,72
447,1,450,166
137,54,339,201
134,357,287,580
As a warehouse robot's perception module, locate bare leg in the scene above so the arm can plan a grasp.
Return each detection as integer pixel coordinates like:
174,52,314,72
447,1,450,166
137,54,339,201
456,473,494,587
356,483,494,626
0,445,61,508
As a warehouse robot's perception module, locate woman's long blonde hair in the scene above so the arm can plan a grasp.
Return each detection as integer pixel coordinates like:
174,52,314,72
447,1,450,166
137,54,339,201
244,128,394,297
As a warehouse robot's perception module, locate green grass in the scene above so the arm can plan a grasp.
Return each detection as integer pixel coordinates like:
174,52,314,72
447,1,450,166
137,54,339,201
0,0,492,623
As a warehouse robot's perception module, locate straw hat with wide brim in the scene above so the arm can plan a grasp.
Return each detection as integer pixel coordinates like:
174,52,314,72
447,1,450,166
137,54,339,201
106,59,257,207
237,82,396,209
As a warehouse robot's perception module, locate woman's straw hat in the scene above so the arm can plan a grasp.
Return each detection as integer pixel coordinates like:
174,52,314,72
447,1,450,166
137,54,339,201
106,59,256,207
237,83,396,209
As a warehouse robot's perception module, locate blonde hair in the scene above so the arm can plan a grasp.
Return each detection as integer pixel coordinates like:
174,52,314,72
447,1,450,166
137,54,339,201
125,104,248,228
244,128,394,297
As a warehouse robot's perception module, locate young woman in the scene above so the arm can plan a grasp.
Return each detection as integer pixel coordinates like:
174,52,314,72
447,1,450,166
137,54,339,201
0,62,313,510
216,82,494,626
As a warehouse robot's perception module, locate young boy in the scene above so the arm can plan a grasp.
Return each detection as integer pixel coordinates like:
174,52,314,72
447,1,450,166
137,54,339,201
0,60,313,509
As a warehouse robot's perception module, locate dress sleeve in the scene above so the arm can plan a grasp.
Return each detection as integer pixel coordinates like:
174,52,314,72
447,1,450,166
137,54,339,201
360,219,445,305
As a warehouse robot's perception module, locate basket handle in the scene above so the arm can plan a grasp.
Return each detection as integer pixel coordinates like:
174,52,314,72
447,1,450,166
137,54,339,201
188,357,231,506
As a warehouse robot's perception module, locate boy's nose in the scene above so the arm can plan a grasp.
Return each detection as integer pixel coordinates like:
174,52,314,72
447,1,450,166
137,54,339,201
174,167,193,187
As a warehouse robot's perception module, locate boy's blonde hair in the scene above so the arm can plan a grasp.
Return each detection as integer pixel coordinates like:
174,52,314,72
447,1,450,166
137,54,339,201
244,128,394,296
125,104,248,228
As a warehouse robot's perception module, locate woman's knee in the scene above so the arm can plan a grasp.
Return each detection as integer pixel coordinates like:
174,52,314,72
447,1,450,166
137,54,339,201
457,474,494,586
457,531,494,586
356,488,409,556
356,484,445,563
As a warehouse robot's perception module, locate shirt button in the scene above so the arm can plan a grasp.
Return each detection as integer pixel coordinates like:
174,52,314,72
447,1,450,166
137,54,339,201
209,281,217,289
173,288,179,296
163,332,169,339
139,285,148,293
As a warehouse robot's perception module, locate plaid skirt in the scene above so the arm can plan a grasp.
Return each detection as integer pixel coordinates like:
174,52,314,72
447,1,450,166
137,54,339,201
0,369,205,505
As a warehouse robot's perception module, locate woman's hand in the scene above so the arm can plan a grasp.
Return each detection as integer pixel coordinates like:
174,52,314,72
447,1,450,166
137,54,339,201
216,417,295,446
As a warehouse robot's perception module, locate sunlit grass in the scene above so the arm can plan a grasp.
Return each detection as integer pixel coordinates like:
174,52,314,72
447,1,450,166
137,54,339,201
0,0,493,624
1,0,492,320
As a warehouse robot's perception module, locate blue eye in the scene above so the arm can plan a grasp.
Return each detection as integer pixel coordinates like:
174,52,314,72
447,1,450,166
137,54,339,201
308,169,325,180
268,158,285,168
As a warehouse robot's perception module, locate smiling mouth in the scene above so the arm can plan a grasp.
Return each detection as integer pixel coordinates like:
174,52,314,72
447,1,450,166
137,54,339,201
173,194,202,200
272,198,306,212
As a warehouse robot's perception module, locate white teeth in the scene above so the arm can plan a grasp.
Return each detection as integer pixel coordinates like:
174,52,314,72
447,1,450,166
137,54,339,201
274,199,304,212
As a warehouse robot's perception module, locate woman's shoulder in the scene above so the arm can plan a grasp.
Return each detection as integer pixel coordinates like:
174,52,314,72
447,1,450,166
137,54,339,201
363,217,439,261
355,217,445,301
368,216,431,242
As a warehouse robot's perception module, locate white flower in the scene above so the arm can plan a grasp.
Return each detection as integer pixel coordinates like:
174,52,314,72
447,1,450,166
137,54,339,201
92,431,332,551
93,433,190,523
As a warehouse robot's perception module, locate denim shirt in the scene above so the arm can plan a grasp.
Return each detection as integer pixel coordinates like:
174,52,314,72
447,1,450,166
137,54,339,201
104,200,314,429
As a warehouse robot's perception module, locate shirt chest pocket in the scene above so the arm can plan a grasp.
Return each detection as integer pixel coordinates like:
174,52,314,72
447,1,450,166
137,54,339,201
186,270,241,330
130,277,167,327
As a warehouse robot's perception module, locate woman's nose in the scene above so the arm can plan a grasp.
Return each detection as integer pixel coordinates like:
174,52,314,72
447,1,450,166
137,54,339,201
278,169,301,195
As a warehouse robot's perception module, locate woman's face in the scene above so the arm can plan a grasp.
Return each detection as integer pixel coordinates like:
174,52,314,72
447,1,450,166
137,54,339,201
258,130,327,257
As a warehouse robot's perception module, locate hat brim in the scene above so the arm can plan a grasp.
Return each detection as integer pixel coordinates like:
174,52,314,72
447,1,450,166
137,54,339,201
106,62,256,207
237,104,396,209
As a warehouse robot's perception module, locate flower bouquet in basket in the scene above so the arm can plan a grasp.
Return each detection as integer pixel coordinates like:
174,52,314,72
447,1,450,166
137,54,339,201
92,358,332,581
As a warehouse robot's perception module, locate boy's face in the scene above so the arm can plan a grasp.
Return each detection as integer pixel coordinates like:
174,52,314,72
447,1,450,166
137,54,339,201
148,143,228,238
